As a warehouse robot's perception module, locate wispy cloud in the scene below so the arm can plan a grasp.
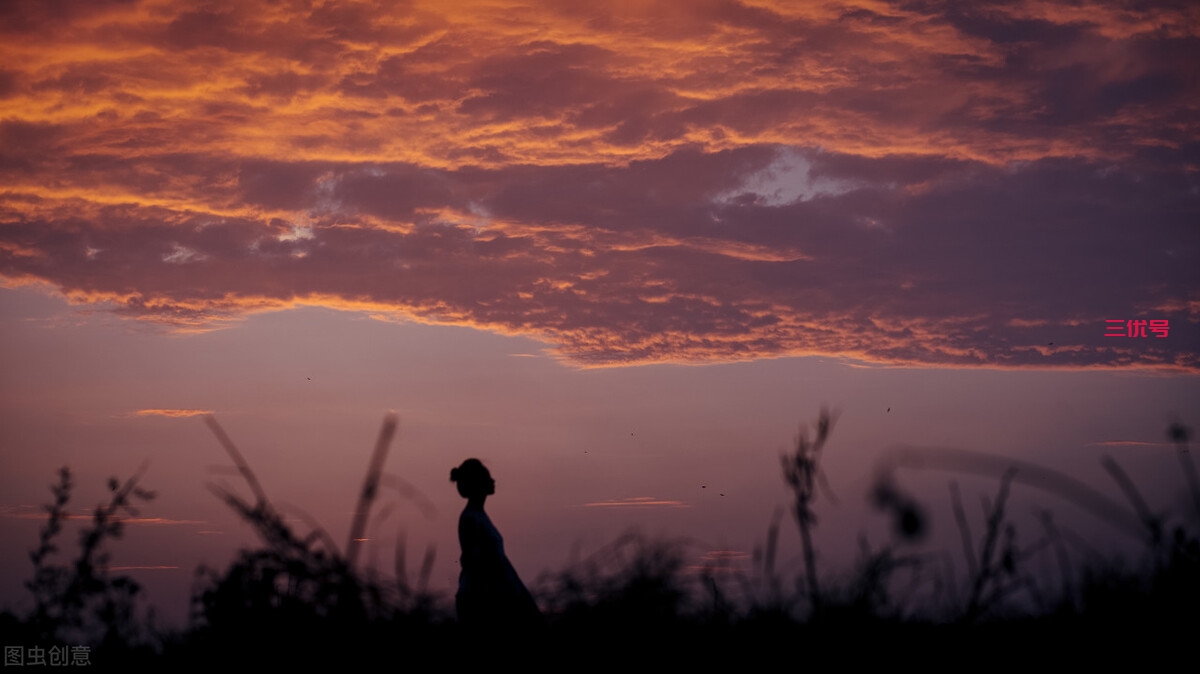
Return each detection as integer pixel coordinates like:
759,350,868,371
686,549,751,575
134,409,213,418
0,506,205,526
119,517,207,526
583,496,689,508
0,0,1194,369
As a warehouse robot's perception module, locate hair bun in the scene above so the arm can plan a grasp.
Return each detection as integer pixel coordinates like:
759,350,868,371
450,468,460,482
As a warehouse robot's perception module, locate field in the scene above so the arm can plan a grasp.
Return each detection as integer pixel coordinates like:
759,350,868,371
3,411,1197,669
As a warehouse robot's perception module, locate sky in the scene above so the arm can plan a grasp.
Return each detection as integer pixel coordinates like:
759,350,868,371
1,0,1198,628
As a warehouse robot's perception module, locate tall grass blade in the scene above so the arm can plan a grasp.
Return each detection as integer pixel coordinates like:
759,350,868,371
347,413,399,568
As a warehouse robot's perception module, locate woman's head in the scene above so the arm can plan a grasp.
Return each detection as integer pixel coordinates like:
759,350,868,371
450,458,495,499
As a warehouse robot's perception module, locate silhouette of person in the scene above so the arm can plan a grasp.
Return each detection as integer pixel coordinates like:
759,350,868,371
450,458,541,629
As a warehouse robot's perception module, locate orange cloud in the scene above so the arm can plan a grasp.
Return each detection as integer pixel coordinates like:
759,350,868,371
584,496,690,508
134,409,214,418
0,505,205,526
0,0,1195,370
685,549,752,575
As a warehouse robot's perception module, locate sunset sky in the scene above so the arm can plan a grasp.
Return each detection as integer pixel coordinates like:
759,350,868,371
2,0,1197,627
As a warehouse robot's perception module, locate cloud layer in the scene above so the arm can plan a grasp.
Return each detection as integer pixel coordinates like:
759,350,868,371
2,0,1197,368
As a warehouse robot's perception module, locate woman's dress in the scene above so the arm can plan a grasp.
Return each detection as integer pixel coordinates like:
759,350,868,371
456,505,540,627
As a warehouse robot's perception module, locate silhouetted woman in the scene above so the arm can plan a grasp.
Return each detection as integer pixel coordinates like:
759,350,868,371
450,458,541,629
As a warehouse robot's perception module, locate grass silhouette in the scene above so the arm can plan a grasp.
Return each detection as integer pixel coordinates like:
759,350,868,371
3,466,158,665
3,410,1198,667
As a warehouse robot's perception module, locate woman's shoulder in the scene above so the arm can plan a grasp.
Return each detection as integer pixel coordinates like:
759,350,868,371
459,506,494,530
